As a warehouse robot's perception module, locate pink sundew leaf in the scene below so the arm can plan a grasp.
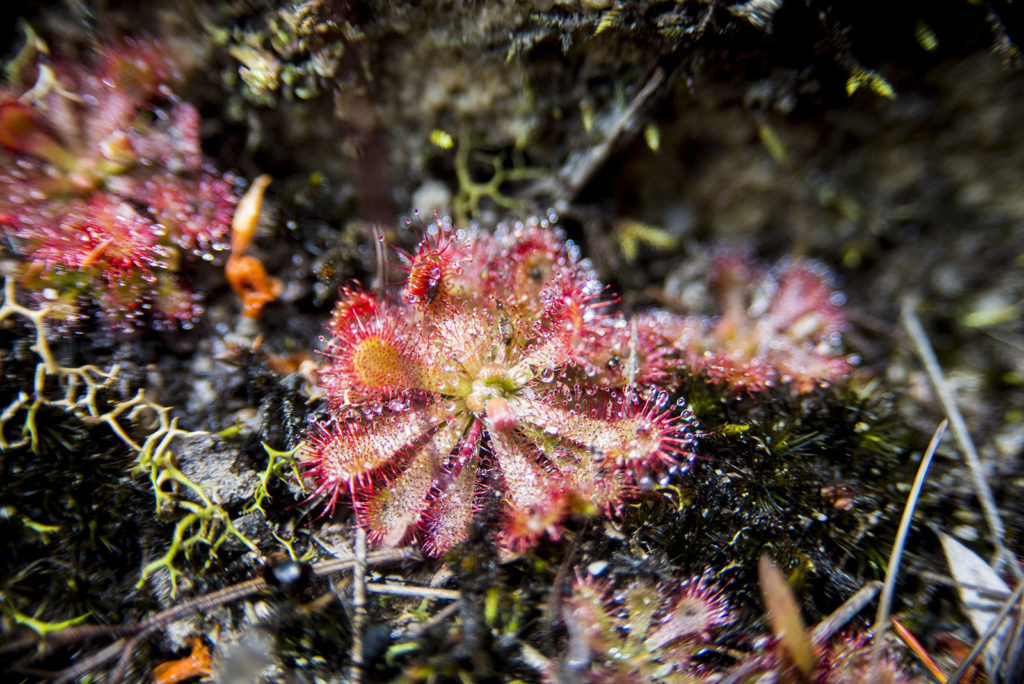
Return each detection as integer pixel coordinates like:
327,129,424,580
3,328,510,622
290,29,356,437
302,217,701,554
422,446,482,556
299,397,447,514
669,251,853,394
0,38,237,329
357,416,468,548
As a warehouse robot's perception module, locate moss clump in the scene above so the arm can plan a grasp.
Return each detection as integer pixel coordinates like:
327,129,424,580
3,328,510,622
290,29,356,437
623,379,915,627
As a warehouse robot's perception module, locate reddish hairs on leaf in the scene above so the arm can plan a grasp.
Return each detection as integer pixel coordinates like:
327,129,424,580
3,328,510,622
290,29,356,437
301,217,701,555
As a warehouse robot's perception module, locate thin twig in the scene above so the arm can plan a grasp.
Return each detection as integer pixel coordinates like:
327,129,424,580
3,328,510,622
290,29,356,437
901,300,1021,580
372,223,386,297
544,528,581,653
349,528,367,684
947,578,1024,684
365,583,460,600
891,618,948,683
873,419,948,661
51,638,129,684
46,578,268,682
917,570,1014,600
1005,606,1024,683
993,607,1024,682
721,581,894,684
811,580,883,645
107,634,142,684
718,653,774,684
28,547,418,682
526,67,666,203
1,622,137,655
313,546,418,577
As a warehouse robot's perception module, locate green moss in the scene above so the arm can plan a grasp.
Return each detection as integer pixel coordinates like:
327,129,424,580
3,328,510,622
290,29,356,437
622,379,914,627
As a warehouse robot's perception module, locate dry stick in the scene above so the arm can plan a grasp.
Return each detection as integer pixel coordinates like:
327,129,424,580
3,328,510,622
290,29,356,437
892,618,948,683
811,580,883,645
107,634,142,684
365,583,460,601
349,528,368,684
47,639,126,684
544,529,582,653
526,67,666,203
917,570,1015,600
372,223,386,297
0,622,137,656
872,419,948,665
313,547,418,578
994,606,1024,682
718,653,774,684
43,547,418,682
566,67,663,199
901,301,1022,581
48,578,269,683
946,578,1024,684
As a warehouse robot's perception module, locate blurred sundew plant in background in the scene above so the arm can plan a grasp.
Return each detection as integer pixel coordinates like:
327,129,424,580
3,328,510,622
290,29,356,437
0,35,238,329
547,570,734,681
548,568,917,682
664,251,854,395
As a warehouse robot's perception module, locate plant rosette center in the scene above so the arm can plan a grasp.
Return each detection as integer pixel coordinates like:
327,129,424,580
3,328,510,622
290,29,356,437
299,216,697,555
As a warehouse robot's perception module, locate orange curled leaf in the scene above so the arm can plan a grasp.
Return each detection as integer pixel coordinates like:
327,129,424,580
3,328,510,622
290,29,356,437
226,174,276,317
226,254,282,318
151,636,211,684
230,174,271,254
